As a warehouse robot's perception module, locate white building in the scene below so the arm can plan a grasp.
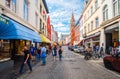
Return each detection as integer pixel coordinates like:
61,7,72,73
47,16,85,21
0,0,49,71
51,25,58,44
82,0,120,53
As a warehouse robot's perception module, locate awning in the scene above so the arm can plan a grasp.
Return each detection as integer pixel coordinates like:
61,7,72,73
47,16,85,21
0,15,41,42
77,40,83,45
40,34,51,43
85,32,100,40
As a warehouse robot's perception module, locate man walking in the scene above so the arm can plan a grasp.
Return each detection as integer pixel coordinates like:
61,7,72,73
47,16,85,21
58,46,63,61
41,44,47,65
19,45,32,74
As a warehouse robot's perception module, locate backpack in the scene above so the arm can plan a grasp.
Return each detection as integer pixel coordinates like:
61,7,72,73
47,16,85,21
59,49,62,54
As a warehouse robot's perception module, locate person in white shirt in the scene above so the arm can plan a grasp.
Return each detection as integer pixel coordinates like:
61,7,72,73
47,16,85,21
41,44,47,65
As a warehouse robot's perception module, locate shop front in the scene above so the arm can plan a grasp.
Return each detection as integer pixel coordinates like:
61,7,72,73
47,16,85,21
84,32,100,50
105,23,119,54
0,15,41,71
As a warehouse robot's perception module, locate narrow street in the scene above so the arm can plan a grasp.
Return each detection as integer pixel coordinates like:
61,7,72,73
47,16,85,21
18,46,120,79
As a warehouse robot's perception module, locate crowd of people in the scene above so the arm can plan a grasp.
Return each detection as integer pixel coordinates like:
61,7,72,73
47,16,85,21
19,44,63,74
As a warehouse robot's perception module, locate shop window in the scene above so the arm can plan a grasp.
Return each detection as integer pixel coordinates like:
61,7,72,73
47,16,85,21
0,40,10,61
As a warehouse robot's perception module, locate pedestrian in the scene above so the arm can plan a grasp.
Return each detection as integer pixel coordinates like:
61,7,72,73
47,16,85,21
41,44,47,65
19,45,32,74
52,45,57,61
84,45,92,60
30,44,36,61
58,46,63,61
99,43,105,58
96,45,99,53
37,45,41,61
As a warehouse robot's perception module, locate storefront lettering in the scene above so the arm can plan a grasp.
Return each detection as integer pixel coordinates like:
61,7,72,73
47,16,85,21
0,16,9,24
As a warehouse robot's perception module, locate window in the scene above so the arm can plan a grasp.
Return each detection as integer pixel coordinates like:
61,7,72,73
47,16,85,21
91,6,93,15
0,40,10,61
35,0,38,5
118,0,120,14
24,0,28,21
35,13,38,27
88,10,89,18
42,23,45,34
88,24,90,32
103,5,108,21
91,21,93,31
40,4,42,14
95,17,99,27
95,0,98,10
40,19,42,31
113,0,118,16
6,0,16,12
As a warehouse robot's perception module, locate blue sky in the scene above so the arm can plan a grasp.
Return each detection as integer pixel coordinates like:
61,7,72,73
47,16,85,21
46,0,84,37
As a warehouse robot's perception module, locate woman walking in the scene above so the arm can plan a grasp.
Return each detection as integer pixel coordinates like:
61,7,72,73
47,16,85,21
58,46,63,61
52,46,57,61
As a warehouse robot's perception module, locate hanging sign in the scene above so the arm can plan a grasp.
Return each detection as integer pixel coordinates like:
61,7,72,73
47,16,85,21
0,16,9,24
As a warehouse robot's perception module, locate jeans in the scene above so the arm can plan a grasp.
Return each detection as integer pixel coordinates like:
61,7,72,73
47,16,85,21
59,54,62,61
19,59,32,73
37,54,41,61
41,57,46,65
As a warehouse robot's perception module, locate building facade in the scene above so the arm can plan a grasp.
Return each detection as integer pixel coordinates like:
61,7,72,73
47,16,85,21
74,19,80,45
47,16,51,40
0,0,49,70
83,0,120,53
70,13,75,45
51,25,58,44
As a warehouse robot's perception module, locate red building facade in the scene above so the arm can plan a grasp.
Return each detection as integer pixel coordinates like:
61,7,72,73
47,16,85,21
47,16,51,40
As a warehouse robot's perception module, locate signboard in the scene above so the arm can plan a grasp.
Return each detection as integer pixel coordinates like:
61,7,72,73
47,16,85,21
0,16,9,24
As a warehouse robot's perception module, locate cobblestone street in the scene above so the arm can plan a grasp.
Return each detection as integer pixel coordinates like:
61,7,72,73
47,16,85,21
18,46,120,79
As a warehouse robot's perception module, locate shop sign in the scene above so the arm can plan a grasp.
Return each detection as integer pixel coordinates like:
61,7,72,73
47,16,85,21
0,16,9,24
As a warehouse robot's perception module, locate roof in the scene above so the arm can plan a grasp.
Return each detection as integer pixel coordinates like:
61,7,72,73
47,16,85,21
43,0,49,13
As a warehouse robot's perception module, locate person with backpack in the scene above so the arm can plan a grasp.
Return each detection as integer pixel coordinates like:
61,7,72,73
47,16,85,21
30,44,36,61
37,45,41,61
52,45,58,61
41,44,47,65
19,45,32,74
58,46,63,61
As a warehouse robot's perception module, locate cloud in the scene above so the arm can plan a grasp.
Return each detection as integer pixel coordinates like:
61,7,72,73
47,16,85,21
46,0,84,38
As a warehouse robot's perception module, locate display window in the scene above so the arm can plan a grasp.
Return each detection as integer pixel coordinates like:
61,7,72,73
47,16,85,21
0,40,10,61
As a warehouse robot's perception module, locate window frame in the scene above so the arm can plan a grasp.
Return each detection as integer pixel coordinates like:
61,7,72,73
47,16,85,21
103,5,108,21
113,0,118,16
95,17,99,28
24,0,28,21
95,0,98,10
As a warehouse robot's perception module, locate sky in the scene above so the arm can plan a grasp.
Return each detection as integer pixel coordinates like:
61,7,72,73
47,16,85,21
46,0,84,38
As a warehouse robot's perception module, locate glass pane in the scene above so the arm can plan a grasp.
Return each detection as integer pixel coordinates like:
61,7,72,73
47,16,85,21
119,0,120,14
0,40,10,60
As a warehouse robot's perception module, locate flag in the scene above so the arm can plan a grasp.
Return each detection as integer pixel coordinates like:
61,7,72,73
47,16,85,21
43,10,46,15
